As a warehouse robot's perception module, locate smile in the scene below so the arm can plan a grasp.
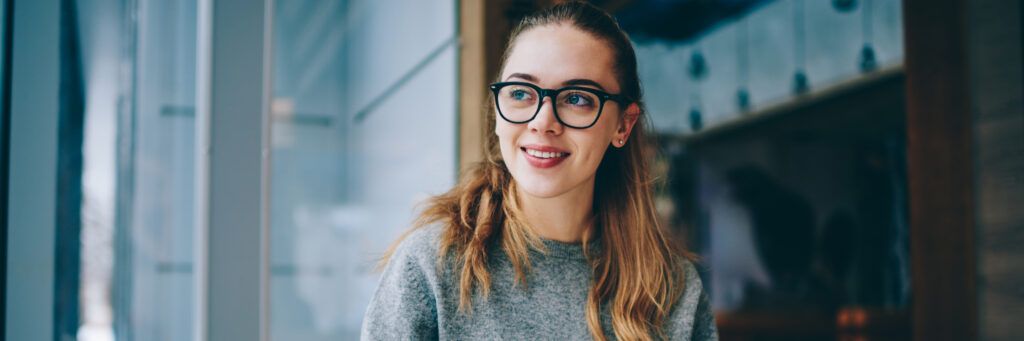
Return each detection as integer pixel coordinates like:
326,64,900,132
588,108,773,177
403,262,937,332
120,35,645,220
520,145,570,169
524,148,567,159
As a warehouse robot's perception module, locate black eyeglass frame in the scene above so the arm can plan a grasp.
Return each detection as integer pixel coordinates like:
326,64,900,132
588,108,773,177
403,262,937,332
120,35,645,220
489,81,632,129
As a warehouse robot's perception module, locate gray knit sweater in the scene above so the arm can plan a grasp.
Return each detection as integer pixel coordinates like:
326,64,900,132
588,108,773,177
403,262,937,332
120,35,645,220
361,225,719,340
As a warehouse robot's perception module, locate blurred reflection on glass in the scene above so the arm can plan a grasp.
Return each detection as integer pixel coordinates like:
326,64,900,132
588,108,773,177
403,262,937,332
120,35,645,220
269,1,457,339
634,0,903,135
78,0,198,340
623,0,910,338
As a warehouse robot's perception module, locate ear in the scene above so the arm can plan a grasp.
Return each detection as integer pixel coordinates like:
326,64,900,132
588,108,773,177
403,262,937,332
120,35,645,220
613,103,640,147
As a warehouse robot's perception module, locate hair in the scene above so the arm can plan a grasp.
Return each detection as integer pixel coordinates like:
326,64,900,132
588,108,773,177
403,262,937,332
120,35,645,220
380,2,692,340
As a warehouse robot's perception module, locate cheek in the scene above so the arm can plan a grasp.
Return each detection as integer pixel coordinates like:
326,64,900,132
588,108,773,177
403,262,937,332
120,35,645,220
568,132,612,165
583,139,611,166
576,121,618,163
494,122,518,157
588,118,619,147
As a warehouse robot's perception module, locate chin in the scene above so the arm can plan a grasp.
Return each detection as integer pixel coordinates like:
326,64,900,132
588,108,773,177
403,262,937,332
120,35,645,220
511,170,575,199
516,181,565,199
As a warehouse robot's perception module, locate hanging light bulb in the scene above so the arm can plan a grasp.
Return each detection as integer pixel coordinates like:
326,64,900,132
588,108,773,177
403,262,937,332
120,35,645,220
859,0,878,72
792,0,809,94
736,17,751,112
689,106,704,132
832,0,858,12
688,49,709,81
688,48,707,132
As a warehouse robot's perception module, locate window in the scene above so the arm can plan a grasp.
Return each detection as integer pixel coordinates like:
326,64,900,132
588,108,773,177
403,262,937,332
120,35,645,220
268,1,458,339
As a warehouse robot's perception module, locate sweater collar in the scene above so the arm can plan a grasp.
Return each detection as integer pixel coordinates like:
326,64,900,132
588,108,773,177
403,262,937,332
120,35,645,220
532,237,602,261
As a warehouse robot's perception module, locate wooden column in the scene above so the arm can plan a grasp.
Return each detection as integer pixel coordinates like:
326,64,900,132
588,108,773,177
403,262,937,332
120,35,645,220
902,0,977,340
457,0,555,174
459,0,503,174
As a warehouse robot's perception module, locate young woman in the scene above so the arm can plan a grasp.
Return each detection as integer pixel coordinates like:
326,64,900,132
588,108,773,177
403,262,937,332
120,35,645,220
362,2,717,340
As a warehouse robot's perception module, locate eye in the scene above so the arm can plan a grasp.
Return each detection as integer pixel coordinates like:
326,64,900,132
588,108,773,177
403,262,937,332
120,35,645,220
510,89,531,101
503,86,535,102
562,92,594,107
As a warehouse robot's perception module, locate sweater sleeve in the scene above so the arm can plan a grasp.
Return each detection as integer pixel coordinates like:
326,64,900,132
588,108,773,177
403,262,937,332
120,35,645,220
361,229,440,341
690,286,719,341
667,261,720,341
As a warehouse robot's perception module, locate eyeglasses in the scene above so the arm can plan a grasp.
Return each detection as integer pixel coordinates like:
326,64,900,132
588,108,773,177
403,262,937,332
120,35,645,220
489,82,630,129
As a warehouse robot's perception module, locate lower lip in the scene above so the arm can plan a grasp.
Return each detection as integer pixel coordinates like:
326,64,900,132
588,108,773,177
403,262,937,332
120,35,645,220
522,148,569,168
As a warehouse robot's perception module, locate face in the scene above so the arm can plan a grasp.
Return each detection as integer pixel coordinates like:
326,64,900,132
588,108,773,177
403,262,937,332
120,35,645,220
496,24,639,200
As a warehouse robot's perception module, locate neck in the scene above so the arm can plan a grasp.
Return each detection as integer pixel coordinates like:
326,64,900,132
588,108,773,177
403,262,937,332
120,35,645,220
516,178,596,243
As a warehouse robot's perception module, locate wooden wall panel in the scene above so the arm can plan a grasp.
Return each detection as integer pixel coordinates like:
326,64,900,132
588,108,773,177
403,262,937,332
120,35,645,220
968,0,1024,340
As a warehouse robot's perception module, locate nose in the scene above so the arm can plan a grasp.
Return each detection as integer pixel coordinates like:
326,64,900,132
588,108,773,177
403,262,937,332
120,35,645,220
527,96,564,135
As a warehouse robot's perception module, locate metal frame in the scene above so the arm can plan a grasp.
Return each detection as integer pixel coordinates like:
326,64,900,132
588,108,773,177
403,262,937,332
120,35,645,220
5,0,61,340
194,0,272,340
0,0,12,336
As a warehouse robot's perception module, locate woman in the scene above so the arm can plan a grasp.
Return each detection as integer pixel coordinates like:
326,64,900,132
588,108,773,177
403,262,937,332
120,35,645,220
362,2,717,340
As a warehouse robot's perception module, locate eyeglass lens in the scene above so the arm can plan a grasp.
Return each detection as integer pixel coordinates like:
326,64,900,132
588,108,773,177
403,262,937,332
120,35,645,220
496,84,602,127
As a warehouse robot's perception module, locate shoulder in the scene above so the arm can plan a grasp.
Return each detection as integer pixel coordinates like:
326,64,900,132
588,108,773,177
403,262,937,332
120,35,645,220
388,223,447,269
667,259,719,340
394,224,445,256
363,225,448,339
371,224,450,302
672,258,705,314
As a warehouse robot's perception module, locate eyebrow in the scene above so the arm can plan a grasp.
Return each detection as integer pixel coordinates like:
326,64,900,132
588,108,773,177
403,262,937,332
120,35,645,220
505,73,608,92
562,78,606,91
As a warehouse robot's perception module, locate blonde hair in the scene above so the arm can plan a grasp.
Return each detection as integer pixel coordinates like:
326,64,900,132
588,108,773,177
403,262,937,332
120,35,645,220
381,2,693,340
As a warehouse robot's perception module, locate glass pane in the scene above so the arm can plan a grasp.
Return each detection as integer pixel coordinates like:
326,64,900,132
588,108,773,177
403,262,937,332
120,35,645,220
78,0,197,340
269,0,457,339
634,0,904,135
623,0,911,338
123,2,198,340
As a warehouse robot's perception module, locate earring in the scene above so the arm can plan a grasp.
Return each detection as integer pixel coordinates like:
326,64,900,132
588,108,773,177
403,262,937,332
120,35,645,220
618,139,625,146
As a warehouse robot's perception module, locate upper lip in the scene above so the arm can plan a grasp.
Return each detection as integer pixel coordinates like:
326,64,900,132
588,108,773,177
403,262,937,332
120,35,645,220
521,144,570,154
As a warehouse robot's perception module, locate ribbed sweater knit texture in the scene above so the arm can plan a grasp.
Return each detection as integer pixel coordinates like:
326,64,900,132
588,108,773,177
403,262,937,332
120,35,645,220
361,225,719,340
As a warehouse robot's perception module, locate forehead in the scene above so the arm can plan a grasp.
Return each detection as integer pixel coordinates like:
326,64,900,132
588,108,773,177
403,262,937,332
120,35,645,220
501,24,619,92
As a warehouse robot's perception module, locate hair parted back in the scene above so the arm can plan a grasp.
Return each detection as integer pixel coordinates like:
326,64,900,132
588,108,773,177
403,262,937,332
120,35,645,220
381,1,692,340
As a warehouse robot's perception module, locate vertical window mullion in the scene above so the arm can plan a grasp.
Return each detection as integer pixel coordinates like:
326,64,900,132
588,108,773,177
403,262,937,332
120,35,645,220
195,0,272,340
5,0,61,340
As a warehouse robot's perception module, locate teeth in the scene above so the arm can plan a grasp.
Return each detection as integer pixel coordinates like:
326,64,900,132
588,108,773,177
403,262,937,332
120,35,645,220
525,148,566,159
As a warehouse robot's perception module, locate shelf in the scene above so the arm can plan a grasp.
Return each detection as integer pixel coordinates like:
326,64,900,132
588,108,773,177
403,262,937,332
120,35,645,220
679,64,905,146
716,307,910,341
